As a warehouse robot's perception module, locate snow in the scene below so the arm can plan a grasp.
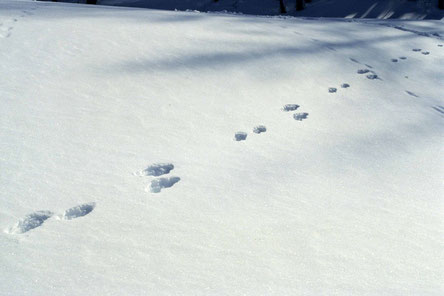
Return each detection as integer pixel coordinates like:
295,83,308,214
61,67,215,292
0,0,443,295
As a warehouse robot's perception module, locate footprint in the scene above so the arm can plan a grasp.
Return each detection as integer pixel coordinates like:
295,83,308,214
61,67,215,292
364,64,373,69
61,203,96,220
438,45,443,47
328,87,337,93
293,112,309,121
357,69,370,74
341,83,350,88
421,51,430,55
405,90,418,97
149,177,180,193
7,211,53,234
234,132,247,141
143,163,174,176
282,104,300,111
399,56,407,60
349,58,360,64
432,106,444,115
412,48,421,52
366,74,378,80
253,125,267,134
391,58,398,62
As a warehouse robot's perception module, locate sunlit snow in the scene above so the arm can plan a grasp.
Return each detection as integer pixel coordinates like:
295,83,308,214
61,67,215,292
1,0,443,295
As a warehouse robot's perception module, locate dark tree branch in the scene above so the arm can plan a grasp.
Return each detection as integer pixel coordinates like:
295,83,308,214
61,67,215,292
279,0,287,13
296,0,305,11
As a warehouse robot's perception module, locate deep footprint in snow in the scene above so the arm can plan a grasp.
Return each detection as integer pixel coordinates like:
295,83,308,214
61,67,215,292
438,45,443,47
357,69,370,74
253,125,266,134
149,177,180,193
405,90,418,97
391,58,398,62
341,83,350,88
144,163,174,176
234,132,247,141
366,74,378,80
399,56,407,60
421,51,430,55
432,106,444,115
294,112,309,121
61,203,96,220
7,211,54,234
282,104,300,111
328,87,337,93
412,48,421,52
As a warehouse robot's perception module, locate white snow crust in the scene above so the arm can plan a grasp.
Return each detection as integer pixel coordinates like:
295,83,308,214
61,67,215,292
0,1,443,295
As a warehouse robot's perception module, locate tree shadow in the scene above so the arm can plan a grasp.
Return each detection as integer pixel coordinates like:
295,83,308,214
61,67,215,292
110,30,417,74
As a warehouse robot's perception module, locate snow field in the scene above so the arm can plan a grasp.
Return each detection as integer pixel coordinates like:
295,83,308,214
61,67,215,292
0,1,443,295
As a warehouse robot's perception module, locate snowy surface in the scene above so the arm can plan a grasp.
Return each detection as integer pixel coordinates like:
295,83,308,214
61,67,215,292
1,0,443,295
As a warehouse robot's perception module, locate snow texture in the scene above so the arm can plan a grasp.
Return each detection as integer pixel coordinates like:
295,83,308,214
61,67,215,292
0,0,443,295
